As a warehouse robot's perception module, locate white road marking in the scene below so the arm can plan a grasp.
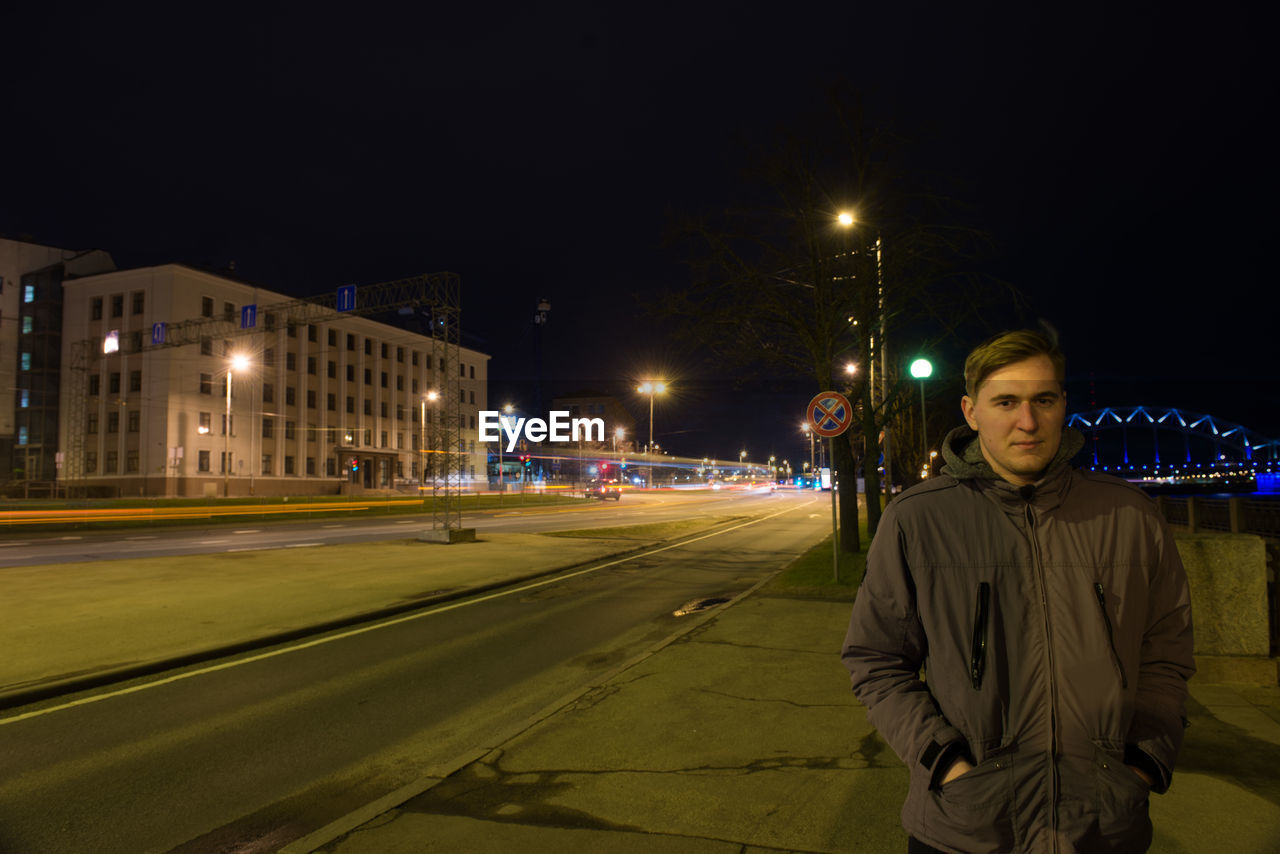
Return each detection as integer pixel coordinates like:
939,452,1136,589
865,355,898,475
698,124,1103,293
0,542,31,547
233,530,261,534
125,536,159,540
197,539,229,545
0,498,820,727
58,537,82,541
286,542,323,548
322,525,344,529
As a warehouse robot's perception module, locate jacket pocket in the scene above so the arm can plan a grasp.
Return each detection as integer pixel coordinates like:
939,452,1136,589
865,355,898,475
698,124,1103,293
926,753,1017,852
1092,582,1128,688
970,582,991,690
1090,743,1152,850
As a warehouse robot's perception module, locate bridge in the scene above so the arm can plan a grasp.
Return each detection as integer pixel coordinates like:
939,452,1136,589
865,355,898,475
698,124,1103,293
1066,406,1280,493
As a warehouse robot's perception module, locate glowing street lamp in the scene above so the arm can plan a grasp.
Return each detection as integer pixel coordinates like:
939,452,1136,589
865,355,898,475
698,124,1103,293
637,380,666,487
801,421,815,481
225,353,251,496
910,357,934,476
421,390,439,484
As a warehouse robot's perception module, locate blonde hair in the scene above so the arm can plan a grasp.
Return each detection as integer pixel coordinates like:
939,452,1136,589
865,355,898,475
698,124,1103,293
964,329,1065,398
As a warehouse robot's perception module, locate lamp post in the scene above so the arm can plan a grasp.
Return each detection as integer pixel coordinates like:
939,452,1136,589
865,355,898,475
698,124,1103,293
498,403,514,492
422,390,439,485
910,357,933,477
637,380,666,488
801,422,815,483
224,354,250,497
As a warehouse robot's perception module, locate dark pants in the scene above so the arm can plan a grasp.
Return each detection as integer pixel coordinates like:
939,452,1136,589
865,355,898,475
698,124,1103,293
908,838,950,854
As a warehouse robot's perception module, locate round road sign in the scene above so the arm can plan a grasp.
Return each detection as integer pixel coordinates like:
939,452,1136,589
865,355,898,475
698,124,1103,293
807,391,854,438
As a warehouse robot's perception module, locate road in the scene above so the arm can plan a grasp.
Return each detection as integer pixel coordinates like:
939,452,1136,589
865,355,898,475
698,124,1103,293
0,490,827,853
0,488,784,568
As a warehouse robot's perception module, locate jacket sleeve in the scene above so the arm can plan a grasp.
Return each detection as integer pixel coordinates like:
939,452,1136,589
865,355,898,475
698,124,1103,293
841,508,967,785
1125,517,1195,793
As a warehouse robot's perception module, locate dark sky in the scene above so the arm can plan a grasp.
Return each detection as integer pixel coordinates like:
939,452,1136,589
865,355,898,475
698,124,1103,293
4,7,1275,464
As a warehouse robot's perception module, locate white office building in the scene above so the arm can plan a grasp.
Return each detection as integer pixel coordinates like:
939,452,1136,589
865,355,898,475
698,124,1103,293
58,264,488,497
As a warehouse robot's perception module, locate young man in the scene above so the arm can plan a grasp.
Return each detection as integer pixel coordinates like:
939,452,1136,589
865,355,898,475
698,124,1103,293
841,330,1194,853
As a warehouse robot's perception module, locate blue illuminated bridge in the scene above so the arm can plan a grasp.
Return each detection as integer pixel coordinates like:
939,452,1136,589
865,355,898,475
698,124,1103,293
1067,406,1280,494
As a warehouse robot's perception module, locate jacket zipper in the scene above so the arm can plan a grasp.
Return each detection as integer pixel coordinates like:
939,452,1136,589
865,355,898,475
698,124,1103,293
1026,503,1059,850
1092,582,1129,688
970,582,990,689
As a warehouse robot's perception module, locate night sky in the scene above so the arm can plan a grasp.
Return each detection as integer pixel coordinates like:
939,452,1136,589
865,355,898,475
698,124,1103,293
4,7,1274,465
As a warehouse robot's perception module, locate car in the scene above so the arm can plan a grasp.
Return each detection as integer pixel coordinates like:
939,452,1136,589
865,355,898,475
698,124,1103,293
587,478,622,500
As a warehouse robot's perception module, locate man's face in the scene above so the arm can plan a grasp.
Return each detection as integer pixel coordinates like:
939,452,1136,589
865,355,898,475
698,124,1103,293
960,354,1066,486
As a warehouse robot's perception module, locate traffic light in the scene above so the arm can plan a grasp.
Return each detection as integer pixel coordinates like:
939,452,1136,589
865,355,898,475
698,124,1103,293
600,463,609,472
351,457,359,472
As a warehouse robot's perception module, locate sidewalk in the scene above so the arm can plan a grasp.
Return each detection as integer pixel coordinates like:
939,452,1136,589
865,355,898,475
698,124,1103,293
289,590,1280,854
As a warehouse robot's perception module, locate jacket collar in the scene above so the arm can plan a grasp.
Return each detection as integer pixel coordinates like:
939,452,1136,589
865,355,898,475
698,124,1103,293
939,424,1086,513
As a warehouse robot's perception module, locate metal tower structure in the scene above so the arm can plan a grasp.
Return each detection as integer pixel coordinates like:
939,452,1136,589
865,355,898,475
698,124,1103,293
62,272,466,535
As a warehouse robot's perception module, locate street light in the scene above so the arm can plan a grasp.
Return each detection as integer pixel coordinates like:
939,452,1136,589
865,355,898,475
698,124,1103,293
910,357,934,478
225,353,250,496
801,422,815,484
498,403,514,492
614,426,625,453
422,390,439,485
637,380,666,487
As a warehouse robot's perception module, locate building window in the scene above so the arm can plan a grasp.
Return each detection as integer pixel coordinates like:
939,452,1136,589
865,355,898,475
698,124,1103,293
285,387,296,406
202,297,214,317
347,334,355,351
108,294,122,317
307,356,316,375
470,390,475,404
365,338,372,355
364,400,372,416
364,429,372,446
21,316,33,334
23,284,35,303
128,410,140,432
381,372,388,388
201,338,213,356
285,420,296,440
126,450,139,472
412,378,419,394
306,457,316,475
397,432,404,449
17,426,28,445
87,414,99,434
364,368,371,385
199,412,211,434
262,454,272,474
263,383,274,403
327,393,336,411
308,325,318,342
287,323,297,338
223,301,235,322
470,365,475,379
459,363,466,377
459,389,465,404
19,390,29,408
199,450,211,472
200,373,213,394
91,297,103,320
346,364,355,382
396,404,404,421
222,413,231,435
263,417,275,438
285,455,295,475
105,450,118,472
107,412,120,433
85,451,98,473
346,396,355,413
130,370,142,392
380,342,388,358
264,348,275,367
221,452,230,474
307,390,316,409
327,360,336,378
381,431,388,448
131,291,145,314
286,352,296,371
396,346,404,363
20,353,31,370
380,402,388,417
326,458,336,476
328,329,337,346
412,351,419,366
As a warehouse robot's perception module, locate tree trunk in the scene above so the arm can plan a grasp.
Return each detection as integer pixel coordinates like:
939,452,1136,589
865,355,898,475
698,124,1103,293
859,348,883,539
833,430,860,553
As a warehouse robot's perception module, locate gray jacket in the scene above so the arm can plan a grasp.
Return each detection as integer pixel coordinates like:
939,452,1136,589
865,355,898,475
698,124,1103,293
841,426,1194,853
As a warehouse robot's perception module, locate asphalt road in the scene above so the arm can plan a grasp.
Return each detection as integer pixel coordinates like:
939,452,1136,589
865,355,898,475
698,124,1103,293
0,490,826,853
0,487,785,568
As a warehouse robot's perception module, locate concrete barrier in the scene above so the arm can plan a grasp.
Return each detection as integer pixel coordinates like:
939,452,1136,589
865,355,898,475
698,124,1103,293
1175,532,1277,684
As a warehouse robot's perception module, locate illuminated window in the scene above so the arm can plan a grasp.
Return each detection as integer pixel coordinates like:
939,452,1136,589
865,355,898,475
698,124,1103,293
17,426,28,445
198,412,211,434
19,390,29,408
20,353,31,370
21,316,33,334
23,285,35,303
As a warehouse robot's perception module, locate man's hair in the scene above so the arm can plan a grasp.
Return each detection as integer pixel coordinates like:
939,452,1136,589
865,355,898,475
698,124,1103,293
964,328,1065,398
